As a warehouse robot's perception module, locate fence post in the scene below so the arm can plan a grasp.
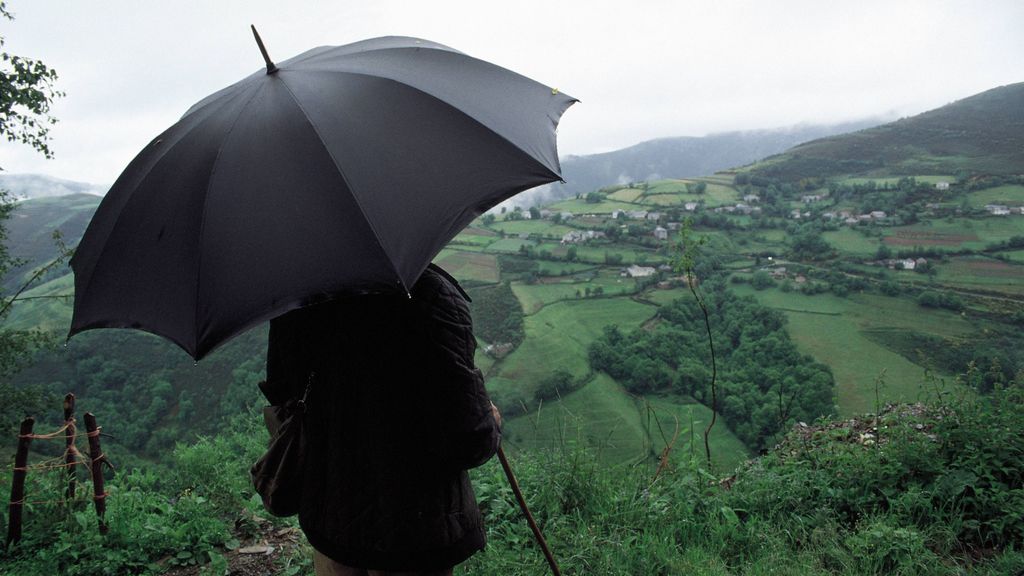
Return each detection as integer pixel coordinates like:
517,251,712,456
83,413,108,534
63,393,77,501
6,417,35,548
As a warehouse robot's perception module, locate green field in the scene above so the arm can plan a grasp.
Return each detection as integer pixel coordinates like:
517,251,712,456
535,261,599,276
823,228,881,256
932,255,1024,295
607,187,644,203
1003,249,1024,262
504,373,750,470
510,271,638,314
4,272,75,331
964,184,1024,208
884,216,1024,250
488,220,575,237
483,237,534,253
486,297,656,403
733,285,976,415
838,175,955,187
433,249,500,284
547,198,638,214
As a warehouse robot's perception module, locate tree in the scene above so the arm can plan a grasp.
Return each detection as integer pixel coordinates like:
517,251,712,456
0,3,62,160
0,1,64,431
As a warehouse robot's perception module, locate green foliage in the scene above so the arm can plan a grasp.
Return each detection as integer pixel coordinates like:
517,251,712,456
464,394,1024,575
0,412,275,575
589,279,835,450
0,2,63,164
467,282,525,347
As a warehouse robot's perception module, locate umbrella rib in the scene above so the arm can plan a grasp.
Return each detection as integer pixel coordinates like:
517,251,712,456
275,76,410,294
292,65,570,181
70,91,253,351
192,83,270,350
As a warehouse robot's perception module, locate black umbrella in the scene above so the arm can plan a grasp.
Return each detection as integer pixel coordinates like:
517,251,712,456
70,30,576,359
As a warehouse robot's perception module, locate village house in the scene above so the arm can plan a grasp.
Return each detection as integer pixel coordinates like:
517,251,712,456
767,266,787,279
801,194,825,203
560,230,605,244
559,212,574,221
870,210,887,220
646,212,663,221
539,209,553,219
666,222,681,231
683,202,699,211
627,210,649,220
653,226,668,240
624,265,656,278
935,181,950,190
743,194,760,203
844,217,860,225
984,204,1011,215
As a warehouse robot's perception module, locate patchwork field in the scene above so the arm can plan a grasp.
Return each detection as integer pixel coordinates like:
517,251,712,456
433,250,500,284
823,228,882,256
488,220,575,237
504,373,750,471
932,255,1024,295
965,184,1024,208
511,271,639,315
884,217,1024,250
486,297,656,404
732,285,976,415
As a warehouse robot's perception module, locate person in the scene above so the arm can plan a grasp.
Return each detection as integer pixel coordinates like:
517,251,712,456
265,264,502,576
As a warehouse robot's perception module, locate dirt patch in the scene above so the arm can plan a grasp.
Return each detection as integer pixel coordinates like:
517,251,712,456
158,521,308,576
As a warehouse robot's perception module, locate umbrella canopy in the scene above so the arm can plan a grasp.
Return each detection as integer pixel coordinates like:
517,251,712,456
70,33,576,360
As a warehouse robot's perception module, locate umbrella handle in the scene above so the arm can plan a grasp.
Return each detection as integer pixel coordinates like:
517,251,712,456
496,444,562,576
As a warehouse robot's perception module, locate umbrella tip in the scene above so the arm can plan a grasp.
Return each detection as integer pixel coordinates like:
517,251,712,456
250,25,278,75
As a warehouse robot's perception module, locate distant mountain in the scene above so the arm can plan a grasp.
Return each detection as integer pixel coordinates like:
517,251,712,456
2,193,101,293
0,173,107,200
748,82,1024,181
506,119,885,208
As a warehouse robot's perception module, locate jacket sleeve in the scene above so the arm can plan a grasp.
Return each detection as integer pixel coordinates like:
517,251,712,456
417,273,501,470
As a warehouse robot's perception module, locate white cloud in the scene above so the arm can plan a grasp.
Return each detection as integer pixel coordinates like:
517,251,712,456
1,0,1021,183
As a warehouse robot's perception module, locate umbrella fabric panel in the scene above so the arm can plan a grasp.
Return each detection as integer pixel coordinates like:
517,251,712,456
281,37,576,176
70,84,263,353
194,78,399,358
283,70,558,289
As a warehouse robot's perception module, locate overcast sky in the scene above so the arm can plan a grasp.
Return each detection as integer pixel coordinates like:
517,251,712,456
1,0,1021,186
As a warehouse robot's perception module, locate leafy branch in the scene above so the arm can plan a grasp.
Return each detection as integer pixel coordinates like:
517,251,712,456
673,219,718,467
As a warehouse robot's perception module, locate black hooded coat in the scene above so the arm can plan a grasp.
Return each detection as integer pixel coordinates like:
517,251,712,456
265,265,500,570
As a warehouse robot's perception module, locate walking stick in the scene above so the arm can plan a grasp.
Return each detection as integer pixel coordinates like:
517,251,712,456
496,444,561,576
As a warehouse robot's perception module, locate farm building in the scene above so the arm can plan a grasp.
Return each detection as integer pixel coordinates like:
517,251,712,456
625,265,656,278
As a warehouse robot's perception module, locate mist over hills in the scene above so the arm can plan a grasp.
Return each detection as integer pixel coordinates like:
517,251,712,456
748,81,1024,181
0,173,107,200
505,118,885,209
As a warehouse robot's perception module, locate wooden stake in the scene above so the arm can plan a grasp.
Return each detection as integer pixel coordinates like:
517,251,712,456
63,393,76,501
6,417,34,548
83,413,108,534
497,445,561,576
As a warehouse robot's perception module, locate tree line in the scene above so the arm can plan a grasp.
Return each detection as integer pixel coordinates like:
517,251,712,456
588,279,835,450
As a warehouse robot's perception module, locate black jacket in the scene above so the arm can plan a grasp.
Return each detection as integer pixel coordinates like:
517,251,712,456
265,265,500,570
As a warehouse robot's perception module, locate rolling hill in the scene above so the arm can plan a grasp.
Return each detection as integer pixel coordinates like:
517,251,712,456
504,119,884,208
747,81,1024,181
